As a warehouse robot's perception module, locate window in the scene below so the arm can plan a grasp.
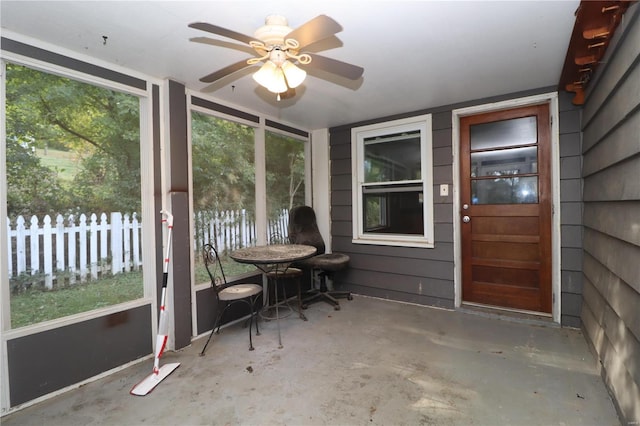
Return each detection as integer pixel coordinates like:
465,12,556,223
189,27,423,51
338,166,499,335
189,106,310,283
4,62,145,328
352,114,434,248
470,116,539,204
190,111,257,280
265,130,306,240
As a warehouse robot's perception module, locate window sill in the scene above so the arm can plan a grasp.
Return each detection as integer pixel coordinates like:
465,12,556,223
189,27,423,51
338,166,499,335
352,236,435,249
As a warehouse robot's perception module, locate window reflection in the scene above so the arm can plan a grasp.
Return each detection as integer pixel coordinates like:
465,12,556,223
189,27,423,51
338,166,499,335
363,189,424,234
472,176,538,204
471,146,538,178
364,131,421,183
470,116,537,150
469,115,539,205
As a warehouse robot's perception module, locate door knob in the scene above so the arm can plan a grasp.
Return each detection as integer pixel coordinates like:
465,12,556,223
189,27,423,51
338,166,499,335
462,215,471,223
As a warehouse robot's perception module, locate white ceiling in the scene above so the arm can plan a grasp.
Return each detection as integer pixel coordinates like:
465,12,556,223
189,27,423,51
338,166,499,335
1,1,579,130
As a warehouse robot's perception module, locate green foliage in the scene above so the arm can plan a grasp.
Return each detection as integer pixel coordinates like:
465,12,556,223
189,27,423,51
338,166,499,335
5,139,69,217
190,113,306,227
36,148,81,182
191,111,256,214
5,62,141,218
265,131,305,218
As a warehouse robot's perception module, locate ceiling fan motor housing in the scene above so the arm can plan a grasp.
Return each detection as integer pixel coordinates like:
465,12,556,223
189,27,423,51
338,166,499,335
254,15,292,46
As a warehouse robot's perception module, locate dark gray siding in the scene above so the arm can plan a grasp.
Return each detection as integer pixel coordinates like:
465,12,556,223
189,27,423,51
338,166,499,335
331,111,455,308
558,92,584,327
580,4,640,424
7,306,151,406
330,87,583,319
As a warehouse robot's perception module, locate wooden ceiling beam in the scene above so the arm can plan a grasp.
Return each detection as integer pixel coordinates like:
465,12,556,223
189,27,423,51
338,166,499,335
558,1,633,105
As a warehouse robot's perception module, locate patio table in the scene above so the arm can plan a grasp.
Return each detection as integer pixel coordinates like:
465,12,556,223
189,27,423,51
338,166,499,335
230,244,317,348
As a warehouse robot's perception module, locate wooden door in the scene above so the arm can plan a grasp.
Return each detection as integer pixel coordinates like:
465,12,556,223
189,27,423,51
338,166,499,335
460,104,552,313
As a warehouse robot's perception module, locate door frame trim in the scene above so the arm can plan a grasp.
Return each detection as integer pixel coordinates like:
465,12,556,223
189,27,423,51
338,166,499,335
451,92,561,323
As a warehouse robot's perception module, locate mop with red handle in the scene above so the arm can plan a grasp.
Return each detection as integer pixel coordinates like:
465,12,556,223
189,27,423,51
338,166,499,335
130,210,180,396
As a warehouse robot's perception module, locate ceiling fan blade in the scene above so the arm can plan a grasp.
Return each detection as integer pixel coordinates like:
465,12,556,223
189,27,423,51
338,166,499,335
305,53,364,80
285,15,342,49
189,22,261,45
199,59,252,83
189,36,257,55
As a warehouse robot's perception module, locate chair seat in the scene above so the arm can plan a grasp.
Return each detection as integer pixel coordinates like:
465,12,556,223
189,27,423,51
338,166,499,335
218,284,263,301
299,253,350,271
265,267,303,278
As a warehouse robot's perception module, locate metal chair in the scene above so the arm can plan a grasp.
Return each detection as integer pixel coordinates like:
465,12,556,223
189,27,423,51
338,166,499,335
265,232,307,320
199,243,263,355
288,206,352,310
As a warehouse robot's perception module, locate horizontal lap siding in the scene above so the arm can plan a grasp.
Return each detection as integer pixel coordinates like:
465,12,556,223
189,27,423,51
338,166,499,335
558,92,584,327
580,4,640,424
331,91,585,327
329,110,455,307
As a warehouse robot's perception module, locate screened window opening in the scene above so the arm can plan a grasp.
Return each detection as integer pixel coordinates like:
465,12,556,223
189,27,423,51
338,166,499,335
4,62,144,328
190,111,257,281
265,130,305,239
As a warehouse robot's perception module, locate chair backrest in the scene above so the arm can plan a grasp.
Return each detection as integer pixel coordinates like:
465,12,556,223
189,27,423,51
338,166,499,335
203,243,227,291
269,232,287,245
288,206,326,254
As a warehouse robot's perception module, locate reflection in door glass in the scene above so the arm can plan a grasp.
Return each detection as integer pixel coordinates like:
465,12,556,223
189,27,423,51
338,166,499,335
471,146,537,177
472,176,538,204
470,116,537,150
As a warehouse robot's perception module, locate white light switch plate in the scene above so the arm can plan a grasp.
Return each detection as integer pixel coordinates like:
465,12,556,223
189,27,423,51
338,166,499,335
440,184,449,196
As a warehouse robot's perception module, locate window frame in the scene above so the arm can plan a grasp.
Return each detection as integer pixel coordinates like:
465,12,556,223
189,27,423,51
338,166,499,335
351,114,434,248
186,92,311,290
0,54,155,333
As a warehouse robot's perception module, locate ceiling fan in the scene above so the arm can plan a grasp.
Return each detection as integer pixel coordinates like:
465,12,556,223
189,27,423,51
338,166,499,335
188,14,364,100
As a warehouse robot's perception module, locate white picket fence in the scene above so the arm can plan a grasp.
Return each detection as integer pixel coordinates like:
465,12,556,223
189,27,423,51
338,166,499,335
7,208,290,289
7,212,141,289
193,208,290,254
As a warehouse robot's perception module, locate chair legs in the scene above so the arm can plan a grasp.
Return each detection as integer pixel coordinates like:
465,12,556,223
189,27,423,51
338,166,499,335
266,275,307,321
199,298,260,356
302,270,352,311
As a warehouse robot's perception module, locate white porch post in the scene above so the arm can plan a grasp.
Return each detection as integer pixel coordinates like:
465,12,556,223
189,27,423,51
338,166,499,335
311,128,332,252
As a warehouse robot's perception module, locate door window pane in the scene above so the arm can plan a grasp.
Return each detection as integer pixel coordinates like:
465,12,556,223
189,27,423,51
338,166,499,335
470,116,537,150
469,114,540,205
471,146,538,177
265,131,305,240
472,176,538,204
5,63,143,328
191,112,256,279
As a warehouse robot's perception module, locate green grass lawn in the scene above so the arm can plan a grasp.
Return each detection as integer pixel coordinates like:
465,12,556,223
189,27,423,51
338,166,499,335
10,271,144,328
10,259,256,329
36,148,80,182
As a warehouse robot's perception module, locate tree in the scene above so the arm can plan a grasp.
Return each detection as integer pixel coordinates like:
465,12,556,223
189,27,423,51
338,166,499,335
265,131,305,218
191,111,256,214
5,138,67,217
5,63,141,217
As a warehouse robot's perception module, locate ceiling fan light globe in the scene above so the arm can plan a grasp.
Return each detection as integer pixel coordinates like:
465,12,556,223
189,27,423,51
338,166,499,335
253,61,279,91
268,69,288,93
281,61,306,89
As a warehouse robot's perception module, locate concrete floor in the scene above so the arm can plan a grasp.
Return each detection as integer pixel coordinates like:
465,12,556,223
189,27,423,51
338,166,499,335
2,295,619,426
